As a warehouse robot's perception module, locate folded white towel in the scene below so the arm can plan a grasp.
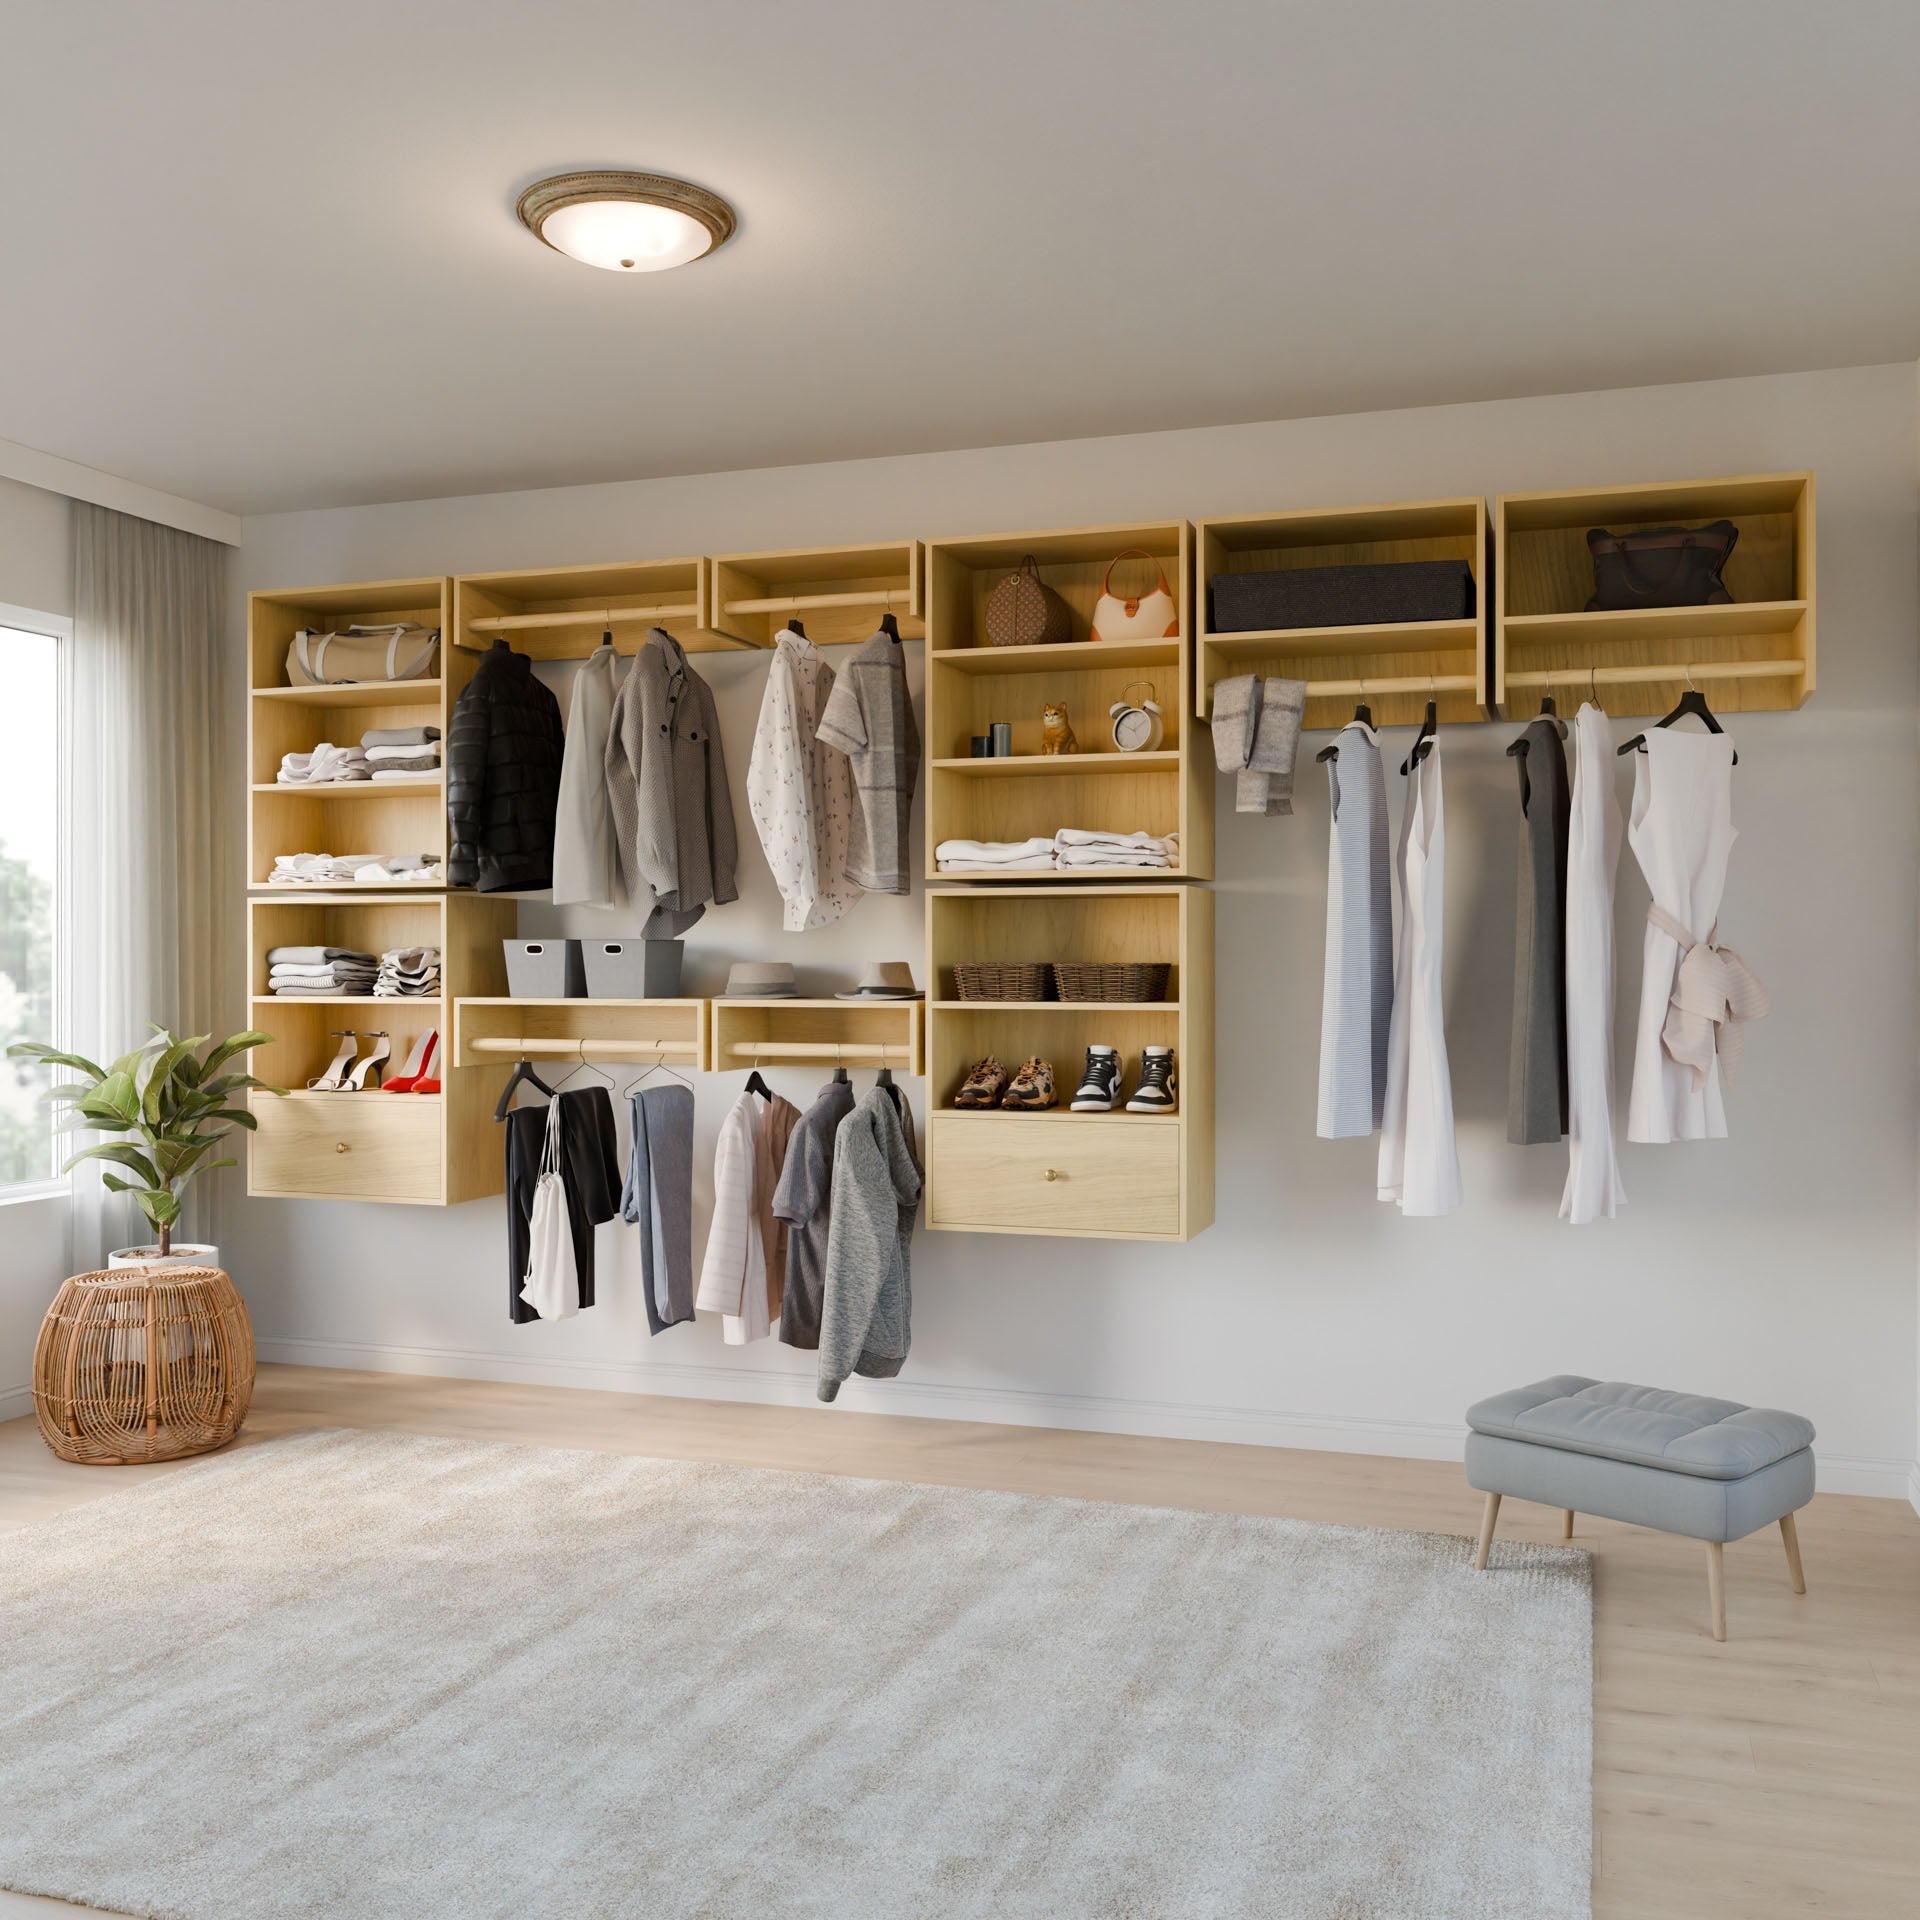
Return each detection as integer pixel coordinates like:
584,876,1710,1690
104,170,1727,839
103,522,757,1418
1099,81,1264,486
933,836,1056,864
937,856,1058,872
370,770,442,783
1056,848,1169,868
1054,828,1179,853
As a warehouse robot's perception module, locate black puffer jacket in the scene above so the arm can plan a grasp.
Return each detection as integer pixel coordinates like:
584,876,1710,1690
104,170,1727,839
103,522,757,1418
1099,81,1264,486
447,641,565,892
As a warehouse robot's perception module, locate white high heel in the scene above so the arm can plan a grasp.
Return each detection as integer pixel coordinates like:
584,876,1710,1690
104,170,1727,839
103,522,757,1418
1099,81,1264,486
307,1032,359,1091
345,1031,391,1091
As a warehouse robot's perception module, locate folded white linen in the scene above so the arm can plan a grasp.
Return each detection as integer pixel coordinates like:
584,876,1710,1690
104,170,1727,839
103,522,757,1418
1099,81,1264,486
370,770,442,782
933,836,1056,864
937,856,1058,872
1053,828,1179,853
1056,848,1169,868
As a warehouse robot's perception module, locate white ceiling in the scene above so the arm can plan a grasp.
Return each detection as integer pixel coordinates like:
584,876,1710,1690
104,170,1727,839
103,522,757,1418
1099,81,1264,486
6,0,1920,517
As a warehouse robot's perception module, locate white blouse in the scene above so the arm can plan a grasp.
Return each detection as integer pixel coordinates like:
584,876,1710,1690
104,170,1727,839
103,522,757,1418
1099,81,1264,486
747,632,860,932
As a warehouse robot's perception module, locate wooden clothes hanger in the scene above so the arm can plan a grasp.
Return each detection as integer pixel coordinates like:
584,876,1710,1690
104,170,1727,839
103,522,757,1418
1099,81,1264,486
1617,666,1738,766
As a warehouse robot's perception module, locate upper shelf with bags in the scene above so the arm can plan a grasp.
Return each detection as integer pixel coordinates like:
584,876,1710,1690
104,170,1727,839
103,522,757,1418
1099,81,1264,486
249,576,450,706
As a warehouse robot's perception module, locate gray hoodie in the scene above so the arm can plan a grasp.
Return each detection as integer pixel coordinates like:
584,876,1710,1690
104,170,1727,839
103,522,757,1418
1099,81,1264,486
817,1087,922,1402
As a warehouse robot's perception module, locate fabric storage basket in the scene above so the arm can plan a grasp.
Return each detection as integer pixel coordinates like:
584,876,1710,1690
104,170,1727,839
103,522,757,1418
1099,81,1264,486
1052,961,1171,1003
953,961,1053,1001
504,938,585,999
1209,560,1474,632
582,938,684,999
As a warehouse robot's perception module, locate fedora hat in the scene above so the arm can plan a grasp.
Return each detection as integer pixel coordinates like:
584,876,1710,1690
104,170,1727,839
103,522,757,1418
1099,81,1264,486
720,960,798,998
834,960,922,1001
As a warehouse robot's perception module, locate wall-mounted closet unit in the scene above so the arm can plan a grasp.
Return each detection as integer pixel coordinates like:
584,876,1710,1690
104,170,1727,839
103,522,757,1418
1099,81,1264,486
245,891,516,1205
710,996,925,1078
454,997,710,1070
706,542,923,647
1493,471,1815,717
452,557,736,662
1195,499,1487,731
247,576,454,886
924,884,1213,1241
925,523,1211,880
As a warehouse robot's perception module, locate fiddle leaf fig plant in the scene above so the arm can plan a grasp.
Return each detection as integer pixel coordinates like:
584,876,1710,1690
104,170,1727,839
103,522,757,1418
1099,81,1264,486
7,1026,285,1256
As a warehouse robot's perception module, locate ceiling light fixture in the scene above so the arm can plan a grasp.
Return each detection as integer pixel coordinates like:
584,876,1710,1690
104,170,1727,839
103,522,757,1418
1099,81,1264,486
515,170,735,274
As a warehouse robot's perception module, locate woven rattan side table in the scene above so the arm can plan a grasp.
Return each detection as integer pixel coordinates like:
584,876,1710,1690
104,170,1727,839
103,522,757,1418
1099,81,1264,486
32,1266,255,1465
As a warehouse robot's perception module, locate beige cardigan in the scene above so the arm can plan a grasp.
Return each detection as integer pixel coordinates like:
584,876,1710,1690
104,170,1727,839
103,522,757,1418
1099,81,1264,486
695,1089,799,1344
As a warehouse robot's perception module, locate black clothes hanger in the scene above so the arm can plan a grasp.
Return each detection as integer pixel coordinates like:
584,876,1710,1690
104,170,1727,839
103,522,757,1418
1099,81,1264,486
831,1064,851,1084
1316,687,1372,763
493,1056,557,1122
1400,698,1438,776
1617,672,1737,766
875,1063,903,1114
784,618,807,641
877,612,901,642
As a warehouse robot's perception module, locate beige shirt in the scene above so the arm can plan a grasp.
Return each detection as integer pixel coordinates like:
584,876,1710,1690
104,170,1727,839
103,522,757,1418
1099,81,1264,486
696,1089,799,1344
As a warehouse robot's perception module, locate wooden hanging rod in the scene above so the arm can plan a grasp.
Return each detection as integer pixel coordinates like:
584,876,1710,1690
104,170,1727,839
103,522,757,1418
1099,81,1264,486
722,588,904,615
718,1041,908,1063
1506,659,1804,689
464,1038,697,1059
1299,672,1479,699
466,604,699,634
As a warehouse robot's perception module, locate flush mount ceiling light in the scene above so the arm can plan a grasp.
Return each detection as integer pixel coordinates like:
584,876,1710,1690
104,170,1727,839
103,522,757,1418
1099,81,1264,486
515,170,735,273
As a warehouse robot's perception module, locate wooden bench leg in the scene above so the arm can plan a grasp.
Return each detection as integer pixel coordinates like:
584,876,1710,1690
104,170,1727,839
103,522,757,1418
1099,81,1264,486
1562,1509,1575,1539
1780,1512,1807,1594
1705,1540,1727,1641
1474,1491,1501,1570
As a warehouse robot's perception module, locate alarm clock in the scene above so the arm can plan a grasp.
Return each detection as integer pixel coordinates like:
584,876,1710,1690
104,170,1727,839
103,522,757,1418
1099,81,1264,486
1108,681,1165,753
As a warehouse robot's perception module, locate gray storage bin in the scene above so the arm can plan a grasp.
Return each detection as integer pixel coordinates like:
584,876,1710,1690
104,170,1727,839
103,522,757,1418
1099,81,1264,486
504,938,585,999
582,938,684,999
1210,559,1475,633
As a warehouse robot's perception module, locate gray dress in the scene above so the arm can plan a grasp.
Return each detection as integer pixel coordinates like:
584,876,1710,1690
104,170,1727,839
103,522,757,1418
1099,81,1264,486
1317,723,1393,1138
1509,717,1571,1144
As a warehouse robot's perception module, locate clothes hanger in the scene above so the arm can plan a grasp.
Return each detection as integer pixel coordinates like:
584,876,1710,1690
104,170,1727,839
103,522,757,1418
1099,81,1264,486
877,586,901,644
1315,679,1369,764
1508,668,1557,759
493,1053,558,1122
743,1045,774,1102
874,1045,903,1114
625,1049,693,1094
1616,664,1737,765
1400,678,1439,775
552,1039,614,1095
784,618,808,641
831,1041,850,1086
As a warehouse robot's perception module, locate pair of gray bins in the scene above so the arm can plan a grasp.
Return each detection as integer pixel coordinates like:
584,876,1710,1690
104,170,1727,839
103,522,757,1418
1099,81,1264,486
504,938,684,1000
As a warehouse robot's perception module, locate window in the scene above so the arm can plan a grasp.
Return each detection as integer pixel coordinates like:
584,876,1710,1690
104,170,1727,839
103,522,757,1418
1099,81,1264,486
0,605,65,1193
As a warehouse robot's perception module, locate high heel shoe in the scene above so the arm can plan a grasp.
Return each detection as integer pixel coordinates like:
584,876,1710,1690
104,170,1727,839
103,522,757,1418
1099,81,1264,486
345,1031,390,1091
307,1032,359,1091
384,1029,438,1093
412,1029,442,1095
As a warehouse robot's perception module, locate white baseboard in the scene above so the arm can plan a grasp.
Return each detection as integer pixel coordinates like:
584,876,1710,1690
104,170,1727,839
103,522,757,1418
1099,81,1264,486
0,1384,32,1425
1909,1460,1920,1522
252,1337,1915,1499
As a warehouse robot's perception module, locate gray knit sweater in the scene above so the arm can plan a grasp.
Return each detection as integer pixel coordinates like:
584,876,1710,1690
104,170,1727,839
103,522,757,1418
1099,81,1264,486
816,1088,921,1402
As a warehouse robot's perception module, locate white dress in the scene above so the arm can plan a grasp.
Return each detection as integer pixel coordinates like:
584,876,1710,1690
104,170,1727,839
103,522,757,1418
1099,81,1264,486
1626,730,1737,1142
1378,739,1462,1216
1560,703,1626,1222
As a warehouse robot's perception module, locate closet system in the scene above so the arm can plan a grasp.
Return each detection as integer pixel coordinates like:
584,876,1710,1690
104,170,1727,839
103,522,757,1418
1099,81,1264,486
241,475,1813,1244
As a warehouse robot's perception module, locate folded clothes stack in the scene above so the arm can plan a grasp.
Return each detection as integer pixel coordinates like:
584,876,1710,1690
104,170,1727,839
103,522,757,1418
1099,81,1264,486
268,852,446,887
374,945,442,997
1054,828,1180,870
361,725,442,781
934,835,1057,873
276,743,370,785
265,945,378,996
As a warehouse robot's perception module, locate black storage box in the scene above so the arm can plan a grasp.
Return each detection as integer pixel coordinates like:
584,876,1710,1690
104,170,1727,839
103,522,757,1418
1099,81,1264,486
1209,559,1475,632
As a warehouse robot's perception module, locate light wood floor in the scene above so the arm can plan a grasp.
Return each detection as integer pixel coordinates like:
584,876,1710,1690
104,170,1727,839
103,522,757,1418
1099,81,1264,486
3,1366,1917,1920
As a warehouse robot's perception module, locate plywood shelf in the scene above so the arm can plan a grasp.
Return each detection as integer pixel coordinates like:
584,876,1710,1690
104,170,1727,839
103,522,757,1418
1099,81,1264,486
936,1106,1182,1126
251,994,443,1008
932,750,1179,778
710,997,924,1076
453,558,732,661
933,999,1178,1013
1196,498,1487,731
251,679,444,710
930,637,1180,675
251,780,442,795
453,997,709,1070
707,541,922,648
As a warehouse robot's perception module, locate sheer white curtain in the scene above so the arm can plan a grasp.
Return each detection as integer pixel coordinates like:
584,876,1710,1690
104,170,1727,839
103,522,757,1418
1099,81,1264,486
67,503,232,1266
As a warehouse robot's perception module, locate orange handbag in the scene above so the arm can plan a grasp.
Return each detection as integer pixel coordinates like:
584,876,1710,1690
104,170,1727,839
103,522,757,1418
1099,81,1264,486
1092,549,1178,643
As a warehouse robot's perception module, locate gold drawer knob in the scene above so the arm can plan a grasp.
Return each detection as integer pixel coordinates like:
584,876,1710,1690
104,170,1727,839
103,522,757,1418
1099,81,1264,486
1043,1167,1060,1182
335,1141,351,1154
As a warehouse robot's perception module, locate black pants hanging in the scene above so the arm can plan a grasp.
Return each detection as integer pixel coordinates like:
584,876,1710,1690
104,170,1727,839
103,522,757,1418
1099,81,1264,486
504,1089,622,1322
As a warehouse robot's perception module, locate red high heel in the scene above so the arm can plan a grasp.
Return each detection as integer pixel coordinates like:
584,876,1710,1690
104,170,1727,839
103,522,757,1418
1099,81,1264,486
412,1029,442,1094
385,1029,439,1093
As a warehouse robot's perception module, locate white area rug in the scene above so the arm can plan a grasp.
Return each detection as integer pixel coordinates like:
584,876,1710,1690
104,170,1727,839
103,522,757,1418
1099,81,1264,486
0,1430,1591,1919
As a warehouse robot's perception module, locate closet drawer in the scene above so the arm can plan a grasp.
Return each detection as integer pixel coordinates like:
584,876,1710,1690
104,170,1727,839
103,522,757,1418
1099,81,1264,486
248,1094,443,1204
928,1116,1180,1239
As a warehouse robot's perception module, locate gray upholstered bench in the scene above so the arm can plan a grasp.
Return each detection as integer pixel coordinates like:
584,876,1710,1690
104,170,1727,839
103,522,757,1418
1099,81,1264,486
1465,1375,1815,1641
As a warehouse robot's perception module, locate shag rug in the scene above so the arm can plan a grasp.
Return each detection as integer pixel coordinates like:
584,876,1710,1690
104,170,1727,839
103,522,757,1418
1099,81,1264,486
0,1430,1591,1920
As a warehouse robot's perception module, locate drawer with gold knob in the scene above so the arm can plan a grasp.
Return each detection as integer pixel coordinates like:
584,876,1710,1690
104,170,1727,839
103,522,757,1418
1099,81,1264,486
928,1114,1180,1239
248,1092,443,1205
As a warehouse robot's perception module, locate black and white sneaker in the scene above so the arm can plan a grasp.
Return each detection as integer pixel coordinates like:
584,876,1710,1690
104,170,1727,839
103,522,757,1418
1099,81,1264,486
1070,1045,1122,1112
1125,1047,1177,1113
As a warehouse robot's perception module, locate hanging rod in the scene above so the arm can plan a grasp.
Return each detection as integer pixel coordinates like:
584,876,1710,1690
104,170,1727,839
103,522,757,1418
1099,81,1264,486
466,604,699,634
717,1041,907,1063
722,588,904,615
464,1038,697,1059
1300,672,1479,699
1505,658,1804,689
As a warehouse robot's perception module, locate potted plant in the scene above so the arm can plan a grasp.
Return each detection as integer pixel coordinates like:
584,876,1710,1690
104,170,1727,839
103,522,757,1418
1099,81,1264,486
7,1025,284,1269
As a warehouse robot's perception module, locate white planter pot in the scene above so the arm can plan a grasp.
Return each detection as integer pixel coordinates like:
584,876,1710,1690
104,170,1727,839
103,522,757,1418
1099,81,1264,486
107,1243,221,1273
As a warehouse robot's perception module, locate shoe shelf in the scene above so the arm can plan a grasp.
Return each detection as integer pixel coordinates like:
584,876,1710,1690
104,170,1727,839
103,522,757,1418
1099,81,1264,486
924,522,1212,882
248,577,453,888
710,998,925,1077
453,558,732,662
925,884,1212,1241
1195,498,1487,732
453,998,710,1070
706,542,923,649
1493,471,1814,718
244,891,516,1207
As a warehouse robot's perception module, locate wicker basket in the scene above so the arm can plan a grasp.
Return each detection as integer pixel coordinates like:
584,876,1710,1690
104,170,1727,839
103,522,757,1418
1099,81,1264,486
32,1266,254,1465
953,961,1054,1002
1052,961,1172,1003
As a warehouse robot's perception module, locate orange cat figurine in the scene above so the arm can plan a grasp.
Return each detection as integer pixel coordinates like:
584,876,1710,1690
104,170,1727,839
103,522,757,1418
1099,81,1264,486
1041,702,1078,755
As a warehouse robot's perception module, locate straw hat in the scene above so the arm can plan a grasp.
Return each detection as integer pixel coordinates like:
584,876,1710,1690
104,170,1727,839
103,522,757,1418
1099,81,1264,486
834,961,921,1001
720,960,798,998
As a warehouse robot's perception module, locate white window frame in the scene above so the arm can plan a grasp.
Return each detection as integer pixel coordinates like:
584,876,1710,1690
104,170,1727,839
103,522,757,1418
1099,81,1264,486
0,599,72,1205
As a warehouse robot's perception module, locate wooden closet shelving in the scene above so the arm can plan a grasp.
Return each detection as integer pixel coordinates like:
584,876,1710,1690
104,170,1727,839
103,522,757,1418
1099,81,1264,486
710,998,925,1076
1493,472,1815,717
1195,498,1488,731
924,884,1212,1241
453,558,738,662
454,998,709,1069
924,522,1211,881
706,542,923,648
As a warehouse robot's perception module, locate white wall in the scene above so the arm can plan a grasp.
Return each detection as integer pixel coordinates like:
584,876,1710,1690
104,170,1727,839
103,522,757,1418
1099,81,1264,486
227,364,1920,1496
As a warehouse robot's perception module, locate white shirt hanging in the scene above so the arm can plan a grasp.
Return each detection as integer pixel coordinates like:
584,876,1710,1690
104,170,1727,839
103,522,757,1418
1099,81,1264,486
551,644,624,908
